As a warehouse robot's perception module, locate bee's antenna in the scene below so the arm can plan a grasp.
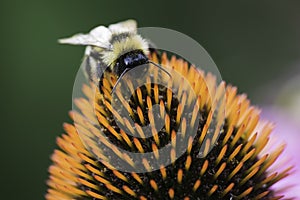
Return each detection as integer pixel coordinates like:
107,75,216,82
111,62,171,94
111,68,130,94
148,61,171,78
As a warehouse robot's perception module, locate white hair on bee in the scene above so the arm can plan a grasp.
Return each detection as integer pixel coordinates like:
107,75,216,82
101,34,149,67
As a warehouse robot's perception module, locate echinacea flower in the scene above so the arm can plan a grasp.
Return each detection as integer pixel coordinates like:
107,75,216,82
255,69,300,199
261,106,300,200
46,53,293,200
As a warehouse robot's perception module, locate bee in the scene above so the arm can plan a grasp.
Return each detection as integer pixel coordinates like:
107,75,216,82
59,19,169,92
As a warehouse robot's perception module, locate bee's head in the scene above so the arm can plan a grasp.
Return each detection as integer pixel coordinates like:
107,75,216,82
101,33,149,74
113,49,148,76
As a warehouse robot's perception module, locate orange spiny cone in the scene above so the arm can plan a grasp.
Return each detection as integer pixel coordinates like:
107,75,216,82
46,53,292,200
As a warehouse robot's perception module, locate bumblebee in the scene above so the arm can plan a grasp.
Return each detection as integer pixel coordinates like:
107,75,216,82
59,19,168,91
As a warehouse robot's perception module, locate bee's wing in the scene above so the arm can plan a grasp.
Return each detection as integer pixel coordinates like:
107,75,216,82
59,26,112,49
108,19,137,34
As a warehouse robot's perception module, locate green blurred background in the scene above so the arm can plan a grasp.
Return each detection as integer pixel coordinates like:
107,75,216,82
1,1,300,199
